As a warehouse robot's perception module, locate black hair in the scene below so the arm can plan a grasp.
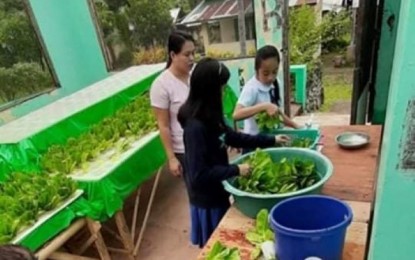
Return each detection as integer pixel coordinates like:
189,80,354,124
254,45,281,106
0,245,37,260
166,30,195,69
178,58,230,130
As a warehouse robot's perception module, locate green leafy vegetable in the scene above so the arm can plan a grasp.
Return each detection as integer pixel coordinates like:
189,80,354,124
257,112,281,132
282,137,313,148
235,149,320,194
41,93,157,174
246,209,274,245
246,209,275,260
205,241,241,260
0,173,77,244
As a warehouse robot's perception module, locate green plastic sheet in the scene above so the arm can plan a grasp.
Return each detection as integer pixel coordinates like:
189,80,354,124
0,69,165,251
19,205,75,251
223,85,238,127
0,71,161,179
76,135,165,220
17,197,103,251
0,66,240,251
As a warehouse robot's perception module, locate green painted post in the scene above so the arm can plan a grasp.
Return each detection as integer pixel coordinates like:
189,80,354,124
290,64,307,109
27,0,108,90
368,0,415,259
371,0,402,124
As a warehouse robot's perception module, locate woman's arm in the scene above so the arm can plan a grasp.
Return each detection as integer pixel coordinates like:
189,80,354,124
150,79,183,177
153,108,175,160
153,108,182,176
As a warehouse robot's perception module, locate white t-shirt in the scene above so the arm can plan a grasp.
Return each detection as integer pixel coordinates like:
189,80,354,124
150,70,189,154
237,76,275,135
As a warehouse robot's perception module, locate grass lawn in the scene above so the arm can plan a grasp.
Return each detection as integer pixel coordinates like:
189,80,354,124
320,53,354,112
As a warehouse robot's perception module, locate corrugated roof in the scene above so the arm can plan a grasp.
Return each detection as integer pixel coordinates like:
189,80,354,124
170,8,181,23
180,0,253,25
228,0,252,15
180,0,322,25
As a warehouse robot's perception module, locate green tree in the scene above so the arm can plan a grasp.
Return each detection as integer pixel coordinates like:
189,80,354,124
321,10,352,53
102,0,128,12
0,11,43,68
170,0,199,14
0,0,25,13
0,63,52,103
94,1,116,36
289,6,322,69
126,0,173,48
0,1,54,105
94,1,119,63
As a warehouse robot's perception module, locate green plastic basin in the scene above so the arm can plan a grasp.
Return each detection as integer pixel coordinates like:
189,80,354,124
223,148,333,218
264,128,321,150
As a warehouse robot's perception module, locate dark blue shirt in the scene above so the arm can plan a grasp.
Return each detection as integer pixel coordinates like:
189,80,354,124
182,118,276,208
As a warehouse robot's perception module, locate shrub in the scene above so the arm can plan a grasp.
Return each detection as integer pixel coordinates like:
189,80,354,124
133,45,166,65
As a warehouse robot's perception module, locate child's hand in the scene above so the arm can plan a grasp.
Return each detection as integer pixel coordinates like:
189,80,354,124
293,122,303,129
275,134,290,144
238,163,252,177
264,103,279,116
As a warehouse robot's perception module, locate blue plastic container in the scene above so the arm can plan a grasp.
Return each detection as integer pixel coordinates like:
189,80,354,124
270,195,353,260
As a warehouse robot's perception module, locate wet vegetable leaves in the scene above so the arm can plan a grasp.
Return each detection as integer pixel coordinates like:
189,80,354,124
235,149,320,194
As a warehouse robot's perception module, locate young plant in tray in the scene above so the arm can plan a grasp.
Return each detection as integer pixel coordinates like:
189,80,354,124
41,93,157,175
235,149,320,194
0,173,77,244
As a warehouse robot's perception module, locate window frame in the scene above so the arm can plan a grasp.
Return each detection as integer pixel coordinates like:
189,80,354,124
0,0,61,112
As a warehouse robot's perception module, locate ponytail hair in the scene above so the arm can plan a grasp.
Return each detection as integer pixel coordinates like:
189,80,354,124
272,79,281,107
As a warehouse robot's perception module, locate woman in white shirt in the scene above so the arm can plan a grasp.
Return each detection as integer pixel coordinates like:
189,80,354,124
150,31,195,177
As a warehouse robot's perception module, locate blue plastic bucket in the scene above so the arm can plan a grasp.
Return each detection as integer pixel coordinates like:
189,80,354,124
270,195,353,260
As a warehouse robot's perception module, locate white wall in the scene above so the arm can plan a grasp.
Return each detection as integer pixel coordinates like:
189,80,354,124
220,19,237,43
207,40,256,55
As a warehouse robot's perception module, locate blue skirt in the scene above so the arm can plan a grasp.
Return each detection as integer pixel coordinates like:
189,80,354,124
190,205,228,248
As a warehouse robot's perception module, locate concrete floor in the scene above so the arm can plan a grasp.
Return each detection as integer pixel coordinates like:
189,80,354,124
133,172,200,260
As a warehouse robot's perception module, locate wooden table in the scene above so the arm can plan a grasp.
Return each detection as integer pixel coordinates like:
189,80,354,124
320,125,382,203
197,125,382,260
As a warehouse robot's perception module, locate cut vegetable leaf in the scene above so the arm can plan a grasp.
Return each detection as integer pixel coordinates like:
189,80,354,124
205,241,241,260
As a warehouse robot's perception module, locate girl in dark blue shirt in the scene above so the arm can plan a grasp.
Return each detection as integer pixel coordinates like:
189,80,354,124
178,58,289,247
